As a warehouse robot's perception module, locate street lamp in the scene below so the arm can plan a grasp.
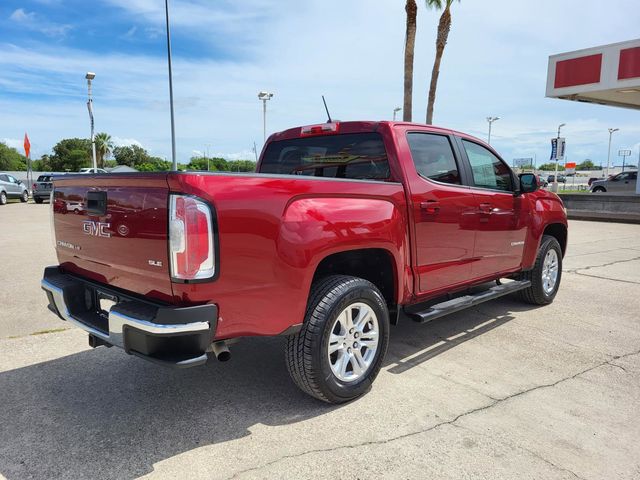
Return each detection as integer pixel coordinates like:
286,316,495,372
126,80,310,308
486,116,500,144
85,72,97,170
258,91,274,143
393,107,402,121
165,0,177,170
606,128,619,178
552,123,566,192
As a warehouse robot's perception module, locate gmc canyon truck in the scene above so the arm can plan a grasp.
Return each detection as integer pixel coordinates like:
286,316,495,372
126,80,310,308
42,121,567,403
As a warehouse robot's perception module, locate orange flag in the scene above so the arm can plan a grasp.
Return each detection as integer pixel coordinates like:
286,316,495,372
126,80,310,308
24,133,31,159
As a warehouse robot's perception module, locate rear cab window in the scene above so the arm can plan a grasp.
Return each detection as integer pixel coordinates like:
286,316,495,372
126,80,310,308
406,133,461,185
259,132,391,181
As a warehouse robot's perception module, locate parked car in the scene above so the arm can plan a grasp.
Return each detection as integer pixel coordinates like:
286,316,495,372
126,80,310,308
32,174,57,204
547,174,566,183
537,175,549,188
79,167,108,174
42,120,568,403
0,173,29,205
66,201,85,214
590,171,637,193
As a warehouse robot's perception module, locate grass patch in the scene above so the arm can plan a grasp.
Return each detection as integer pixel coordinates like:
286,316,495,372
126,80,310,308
30,327,70,336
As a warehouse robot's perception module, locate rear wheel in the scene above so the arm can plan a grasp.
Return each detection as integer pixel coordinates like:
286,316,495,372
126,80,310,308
517,235,562,305
20,191,28,203
0,191,6,205
34,197,44,204
285,275,389,404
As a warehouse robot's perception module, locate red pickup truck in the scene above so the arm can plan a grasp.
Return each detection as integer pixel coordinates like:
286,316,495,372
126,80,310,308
42,121,567,403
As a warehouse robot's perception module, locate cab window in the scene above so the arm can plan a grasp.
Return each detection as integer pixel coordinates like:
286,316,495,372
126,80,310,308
406,133,461,185
462,140,513,192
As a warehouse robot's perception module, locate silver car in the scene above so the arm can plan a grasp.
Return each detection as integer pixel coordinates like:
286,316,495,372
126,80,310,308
0,173,29,205
590,171,637,193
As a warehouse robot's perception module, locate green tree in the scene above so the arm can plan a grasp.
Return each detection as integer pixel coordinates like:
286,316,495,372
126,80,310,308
32,154,52,171
403,0,418,121
227,160,257,172
577,159,595,170
50,138,91,171
425,0,460,124
113,145,149,167
0,143,27,170
538,163,557,171
95,132,114,168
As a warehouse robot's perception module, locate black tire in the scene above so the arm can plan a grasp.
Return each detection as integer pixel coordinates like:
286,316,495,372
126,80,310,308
517,235,563,305
285,275,390,404
34,197,44,204
592,186,606,193
0,191,6,205
20,191,28,203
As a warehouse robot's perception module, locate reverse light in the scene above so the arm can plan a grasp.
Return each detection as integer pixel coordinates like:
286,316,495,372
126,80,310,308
300,122,340,137
169,194,216,281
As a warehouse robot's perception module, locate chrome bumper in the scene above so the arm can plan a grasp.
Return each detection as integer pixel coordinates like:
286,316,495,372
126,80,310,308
41,267,217,368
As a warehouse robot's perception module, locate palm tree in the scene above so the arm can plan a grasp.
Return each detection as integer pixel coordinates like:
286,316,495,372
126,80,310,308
94,132,114,168
425,0,459,125
403,0,418,122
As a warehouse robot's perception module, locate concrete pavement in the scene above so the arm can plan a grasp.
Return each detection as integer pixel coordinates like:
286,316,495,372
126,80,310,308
1,203,639,479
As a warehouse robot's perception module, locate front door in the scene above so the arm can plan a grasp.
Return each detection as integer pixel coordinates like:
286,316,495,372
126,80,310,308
458,138,528,279
403,132,477,295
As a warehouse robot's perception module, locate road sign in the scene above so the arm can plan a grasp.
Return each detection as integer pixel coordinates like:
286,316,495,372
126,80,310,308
550,137,566,162
618,149,632,156
513,157,533,167
565,162,576,175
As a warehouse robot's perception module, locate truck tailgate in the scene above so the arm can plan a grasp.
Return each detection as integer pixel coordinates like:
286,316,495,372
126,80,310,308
52,174,174,303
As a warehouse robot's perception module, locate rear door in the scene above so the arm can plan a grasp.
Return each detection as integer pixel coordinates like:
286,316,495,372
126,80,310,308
52,174,174,302
457,138,528,278
402,131,477,294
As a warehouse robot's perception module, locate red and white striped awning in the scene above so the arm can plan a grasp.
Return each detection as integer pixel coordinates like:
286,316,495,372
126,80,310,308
546,39,640,110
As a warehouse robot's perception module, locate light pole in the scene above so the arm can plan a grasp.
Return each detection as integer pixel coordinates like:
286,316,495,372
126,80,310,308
258,91,274,143
393,107,402,121
552,123,566,192
606,128,619,178
165,0,177,170
85,72,97,170
486,116,500,145
204,143,213,171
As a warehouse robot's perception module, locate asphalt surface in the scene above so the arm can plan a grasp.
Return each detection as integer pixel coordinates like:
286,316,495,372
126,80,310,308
1,202,639,480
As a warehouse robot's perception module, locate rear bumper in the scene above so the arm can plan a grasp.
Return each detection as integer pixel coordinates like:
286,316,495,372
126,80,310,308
41,266,217,368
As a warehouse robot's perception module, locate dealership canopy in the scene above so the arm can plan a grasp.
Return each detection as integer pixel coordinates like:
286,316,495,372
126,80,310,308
546,39,640,110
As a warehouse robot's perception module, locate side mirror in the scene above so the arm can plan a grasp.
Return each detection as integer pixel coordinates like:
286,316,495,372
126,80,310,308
519,173,538,194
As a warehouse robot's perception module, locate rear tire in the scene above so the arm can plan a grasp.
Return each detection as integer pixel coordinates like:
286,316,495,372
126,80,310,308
517,235,562,305
20,191,28,203
0,191,6,205
34,197,44,204
285,275,390,404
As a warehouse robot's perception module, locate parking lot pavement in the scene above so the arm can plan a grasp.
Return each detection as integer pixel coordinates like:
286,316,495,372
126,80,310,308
1,203,639,480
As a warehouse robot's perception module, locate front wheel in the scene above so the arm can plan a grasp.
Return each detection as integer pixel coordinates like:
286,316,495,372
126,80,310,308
34,197,44,204
285,275,390,404
517,235,563,305
592,187,606,193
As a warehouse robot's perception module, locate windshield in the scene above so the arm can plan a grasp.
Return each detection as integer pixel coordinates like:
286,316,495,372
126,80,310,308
259,132,390,181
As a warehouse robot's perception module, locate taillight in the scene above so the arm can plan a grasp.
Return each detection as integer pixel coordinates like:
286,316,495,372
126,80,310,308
300,122,340,136
169,194,216,281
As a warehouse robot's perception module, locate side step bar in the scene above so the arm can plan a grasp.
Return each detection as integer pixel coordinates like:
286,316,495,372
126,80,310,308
405,280,531,324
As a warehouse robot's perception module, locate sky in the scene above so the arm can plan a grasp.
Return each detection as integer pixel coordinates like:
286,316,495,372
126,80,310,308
1,0,639,166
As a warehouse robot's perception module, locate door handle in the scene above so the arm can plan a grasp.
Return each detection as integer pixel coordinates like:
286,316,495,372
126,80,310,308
479,203,493,213
420,201,440,214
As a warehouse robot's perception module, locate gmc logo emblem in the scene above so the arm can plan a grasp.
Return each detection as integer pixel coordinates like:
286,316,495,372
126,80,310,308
82,220,111,238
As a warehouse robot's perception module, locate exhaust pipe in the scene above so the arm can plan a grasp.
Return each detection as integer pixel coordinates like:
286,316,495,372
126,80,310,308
209,341,231,362
88,334,111,349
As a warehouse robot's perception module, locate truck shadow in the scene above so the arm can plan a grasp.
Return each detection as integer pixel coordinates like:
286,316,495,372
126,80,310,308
0,336,330,480
0,296,539,479
385,296,542,374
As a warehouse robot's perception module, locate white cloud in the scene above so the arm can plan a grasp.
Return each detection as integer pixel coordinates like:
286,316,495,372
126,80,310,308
8,8,71,38
112,137,143,148
2,0,640,164
120,26,137,40
1,138,24,151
